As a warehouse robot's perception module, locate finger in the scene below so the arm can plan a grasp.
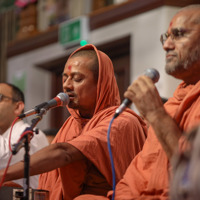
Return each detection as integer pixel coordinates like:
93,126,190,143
124,76,147,102
124,88,135,102
127,76,150,100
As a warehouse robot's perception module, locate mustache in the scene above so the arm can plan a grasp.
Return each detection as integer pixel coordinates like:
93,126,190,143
65,91,76,97
166,51,178,57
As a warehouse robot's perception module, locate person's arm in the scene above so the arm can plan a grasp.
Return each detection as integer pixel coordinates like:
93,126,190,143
124,75,181,158
0,135,12,169
0,135,10,157
0,142,85,182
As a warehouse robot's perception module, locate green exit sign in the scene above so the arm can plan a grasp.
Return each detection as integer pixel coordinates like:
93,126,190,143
59,16,89,48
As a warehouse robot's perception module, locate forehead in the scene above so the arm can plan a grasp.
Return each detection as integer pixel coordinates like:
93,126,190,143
168,9,200,30
0,84,12,95
64,55,94,73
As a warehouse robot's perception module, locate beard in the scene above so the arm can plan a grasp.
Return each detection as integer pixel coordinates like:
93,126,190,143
67,101,78,109
165,44,200,77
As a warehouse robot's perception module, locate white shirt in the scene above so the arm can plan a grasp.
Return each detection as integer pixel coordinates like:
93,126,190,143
0,120,49,188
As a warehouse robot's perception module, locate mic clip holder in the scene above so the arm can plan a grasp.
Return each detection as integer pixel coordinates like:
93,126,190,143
12,128,38,155
18,102,48,119
34,102,48,113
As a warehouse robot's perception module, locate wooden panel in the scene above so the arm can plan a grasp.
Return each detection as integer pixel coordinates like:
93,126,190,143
7,0,198,58
7,25,58,57
165,0,200,7
89,0,199,30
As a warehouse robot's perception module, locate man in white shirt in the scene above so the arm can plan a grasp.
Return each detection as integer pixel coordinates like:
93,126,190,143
0,82,49,188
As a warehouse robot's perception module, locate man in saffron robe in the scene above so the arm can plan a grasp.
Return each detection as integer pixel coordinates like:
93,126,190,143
0,44,147,199
74,4,200,200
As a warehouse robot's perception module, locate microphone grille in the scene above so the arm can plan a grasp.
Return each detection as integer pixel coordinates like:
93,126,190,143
144,68,160,83
57,93,70,106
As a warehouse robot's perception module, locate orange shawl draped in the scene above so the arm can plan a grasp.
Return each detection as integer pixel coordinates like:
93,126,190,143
38,44,147,200
110,80,200,200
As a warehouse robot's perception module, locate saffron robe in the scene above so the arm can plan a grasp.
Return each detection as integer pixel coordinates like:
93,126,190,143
38,44,147,200
111,80,200,200
75,80,200,200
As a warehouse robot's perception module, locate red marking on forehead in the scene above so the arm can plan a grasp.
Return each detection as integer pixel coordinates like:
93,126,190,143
169,21,173,28
68,65,72,71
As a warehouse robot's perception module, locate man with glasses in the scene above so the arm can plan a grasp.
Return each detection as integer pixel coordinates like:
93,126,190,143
0,83,49,188
74,4,200,200
111,4,200,200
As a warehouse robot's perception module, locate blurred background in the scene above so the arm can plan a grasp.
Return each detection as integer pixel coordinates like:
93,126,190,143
0,0,199,132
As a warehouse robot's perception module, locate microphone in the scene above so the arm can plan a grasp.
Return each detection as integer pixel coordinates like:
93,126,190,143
114,68,160,118
18,92,70,119
143,68,160,83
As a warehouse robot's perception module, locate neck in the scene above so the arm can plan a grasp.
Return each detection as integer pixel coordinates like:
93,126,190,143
79,109,95,119
0,117,19,135
0,124,10,135
80,112,94,119
175,64,200,85
182,74,200,85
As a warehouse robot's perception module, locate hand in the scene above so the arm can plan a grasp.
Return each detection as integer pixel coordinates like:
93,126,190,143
124,75,181,158
124,75,164,123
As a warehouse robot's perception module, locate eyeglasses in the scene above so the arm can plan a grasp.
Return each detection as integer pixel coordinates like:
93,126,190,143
0,94,18,102
160,28,189,45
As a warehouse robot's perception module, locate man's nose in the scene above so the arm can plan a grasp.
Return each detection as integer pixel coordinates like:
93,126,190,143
163,36,175,51
63,78,73,91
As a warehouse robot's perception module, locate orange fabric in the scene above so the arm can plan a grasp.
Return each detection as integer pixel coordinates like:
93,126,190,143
3,181,22,188
109,80,200,200
38,44,147,200
74,194,108,200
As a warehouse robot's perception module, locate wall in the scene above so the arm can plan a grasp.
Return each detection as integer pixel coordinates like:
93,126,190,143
90,6,181,98
7,5,181,130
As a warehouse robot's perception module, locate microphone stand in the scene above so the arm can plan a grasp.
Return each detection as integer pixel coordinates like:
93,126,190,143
12,108,47,200
23,130,31,200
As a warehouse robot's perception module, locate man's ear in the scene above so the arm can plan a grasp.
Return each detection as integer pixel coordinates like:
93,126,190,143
14,101,25,116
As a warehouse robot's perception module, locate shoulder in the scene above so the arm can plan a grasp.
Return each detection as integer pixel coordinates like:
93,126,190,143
97,106,140,119
95,106,145,130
